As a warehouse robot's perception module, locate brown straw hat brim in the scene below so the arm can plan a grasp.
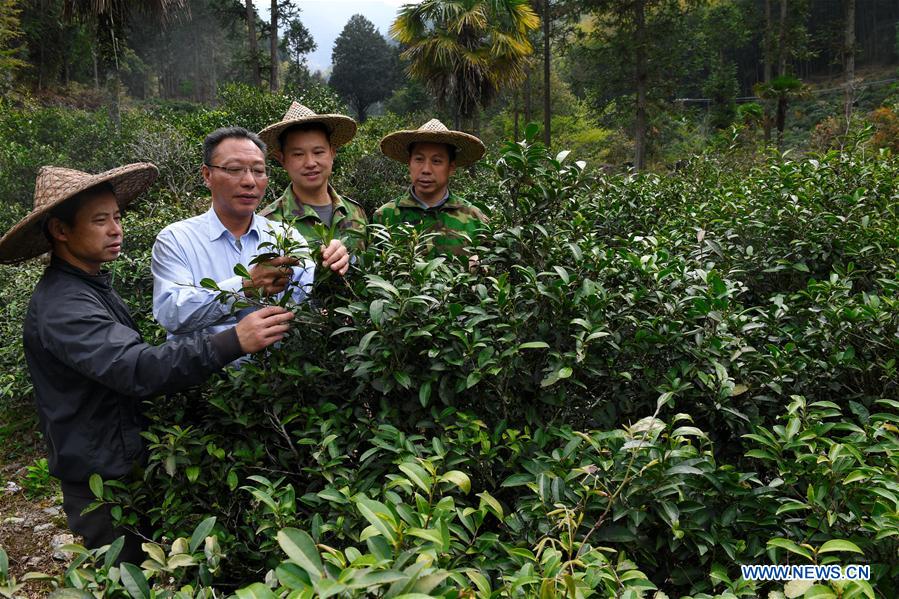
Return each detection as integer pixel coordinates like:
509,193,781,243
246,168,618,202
259,114,358,156
380,129,486,168
0,162,159,265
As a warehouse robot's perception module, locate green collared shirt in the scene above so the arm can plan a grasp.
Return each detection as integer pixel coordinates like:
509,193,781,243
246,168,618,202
372,188,488,257
260,184,368,253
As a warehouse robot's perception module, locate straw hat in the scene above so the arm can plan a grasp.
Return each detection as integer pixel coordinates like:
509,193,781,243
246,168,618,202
258,102,357,156
0,163,158,264
380,119,486,168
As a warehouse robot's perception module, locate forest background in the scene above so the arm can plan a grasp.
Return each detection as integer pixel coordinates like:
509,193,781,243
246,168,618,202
0,1,898,598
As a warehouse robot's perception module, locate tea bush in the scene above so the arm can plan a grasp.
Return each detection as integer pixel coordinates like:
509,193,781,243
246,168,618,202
1,106,897,598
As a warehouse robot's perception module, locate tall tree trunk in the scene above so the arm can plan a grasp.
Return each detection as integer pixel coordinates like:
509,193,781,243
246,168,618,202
245,0,261,87
106,16,121,131
193,32,201,102
762,0,773,145
843,0,855,124
763,0,772,84
778,0,788,77
542,0,551,147
107,74,121,131
270,0,278,92
524,69,532,124
776,95,786,148
92,47,99,90
38,35,44,91
210,33,218,104
513,88,520,140
633,0,647,170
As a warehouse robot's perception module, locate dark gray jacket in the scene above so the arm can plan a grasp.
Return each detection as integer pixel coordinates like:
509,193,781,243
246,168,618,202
23,257,243,483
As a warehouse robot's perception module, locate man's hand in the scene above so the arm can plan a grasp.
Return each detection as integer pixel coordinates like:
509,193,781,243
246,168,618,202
235,306,294,353
321,239,350,275
243,255,299,296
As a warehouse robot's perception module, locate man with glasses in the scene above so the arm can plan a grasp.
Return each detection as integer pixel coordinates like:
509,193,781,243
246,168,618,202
151,127,348,345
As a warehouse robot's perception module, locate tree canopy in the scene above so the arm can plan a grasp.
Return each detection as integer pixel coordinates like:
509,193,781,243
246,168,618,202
330,14,398,122
280,12,316,89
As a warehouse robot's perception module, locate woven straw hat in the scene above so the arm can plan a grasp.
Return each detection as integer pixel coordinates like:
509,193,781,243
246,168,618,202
0,163,158,264
380,119,485,167
258,102,357,156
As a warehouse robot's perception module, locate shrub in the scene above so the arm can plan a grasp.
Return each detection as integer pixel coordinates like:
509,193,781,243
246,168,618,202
870,106,899,152
2,97,897,598
20,457,54,500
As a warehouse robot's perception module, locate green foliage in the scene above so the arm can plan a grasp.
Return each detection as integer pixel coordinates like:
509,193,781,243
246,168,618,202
11,518,224,597
485,71,622,166
754,75,808,144
0,97,125,219
383,78,433,120
0,547,24,598
280,14,317,89
1,90,898,596
703,59,739,130
0,0,26,88
565,0,704,132
21,457,55,500
392,0,540,122
0,257,41,402
167,81,346,144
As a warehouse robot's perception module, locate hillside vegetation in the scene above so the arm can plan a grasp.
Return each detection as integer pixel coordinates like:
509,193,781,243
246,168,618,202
0,85,897,598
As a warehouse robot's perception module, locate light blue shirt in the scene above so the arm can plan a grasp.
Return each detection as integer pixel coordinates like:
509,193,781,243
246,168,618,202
151,207,315,343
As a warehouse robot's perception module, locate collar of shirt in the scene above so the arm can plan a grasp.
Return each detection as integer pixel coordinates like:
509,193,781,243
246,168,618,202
50,254,113,291
284,184,348,221
409,185,450,210
204,206,264,243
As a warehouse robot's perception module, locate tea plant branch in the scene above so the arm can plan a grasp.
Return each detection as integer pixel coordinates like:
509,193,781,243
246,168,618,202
577,402,666,553
267,408,300,461
192,263,331,333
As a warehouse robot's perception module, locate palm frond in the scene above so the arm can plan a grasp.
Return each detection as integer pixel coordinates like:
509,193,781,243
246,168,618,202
396,0,537,117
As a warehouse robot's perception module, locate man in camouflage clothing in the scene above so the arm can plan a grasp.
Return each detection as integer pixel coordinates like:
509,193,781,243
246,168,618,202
259,102,367,256
374,119,487,258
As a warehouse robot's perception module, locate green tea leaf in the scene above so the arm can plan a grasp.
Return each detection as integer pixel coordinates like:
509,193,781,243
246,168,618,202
120,562,150,599
439,470,471,493
189,516,216,554
818,539,864,554
235,583,279,599
277,528,324,579
398,462,432,494
88,474,103,499
766,538,813,560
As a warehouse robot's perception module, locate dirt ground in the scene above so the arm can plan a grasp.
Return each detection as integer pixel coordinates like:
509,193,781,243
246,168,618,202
0,405,68,597
0,482,67,576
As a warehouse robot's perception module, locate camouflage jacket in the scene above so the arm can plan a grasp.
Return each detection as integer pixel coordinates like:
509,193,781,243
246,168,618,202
259,184,368,253
372,189,487,257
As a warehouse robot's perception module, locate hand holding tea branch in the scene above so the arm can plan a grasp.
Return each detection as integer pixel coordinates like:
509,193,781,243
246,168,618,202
241,255,299,296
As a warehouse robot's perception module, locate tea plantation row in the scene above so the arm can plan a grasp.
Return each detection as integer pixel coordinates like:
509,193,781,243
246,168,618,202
0,91,896,598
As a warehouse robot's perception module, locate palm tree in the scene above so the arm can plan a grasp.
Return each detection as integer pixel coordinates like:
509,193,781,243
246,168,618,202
391,0,539,130
754,75,807,148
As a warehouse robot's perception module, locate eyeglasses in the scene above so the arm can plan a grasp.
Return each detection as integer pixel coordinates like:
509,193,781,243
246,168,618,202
205,163,270,180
